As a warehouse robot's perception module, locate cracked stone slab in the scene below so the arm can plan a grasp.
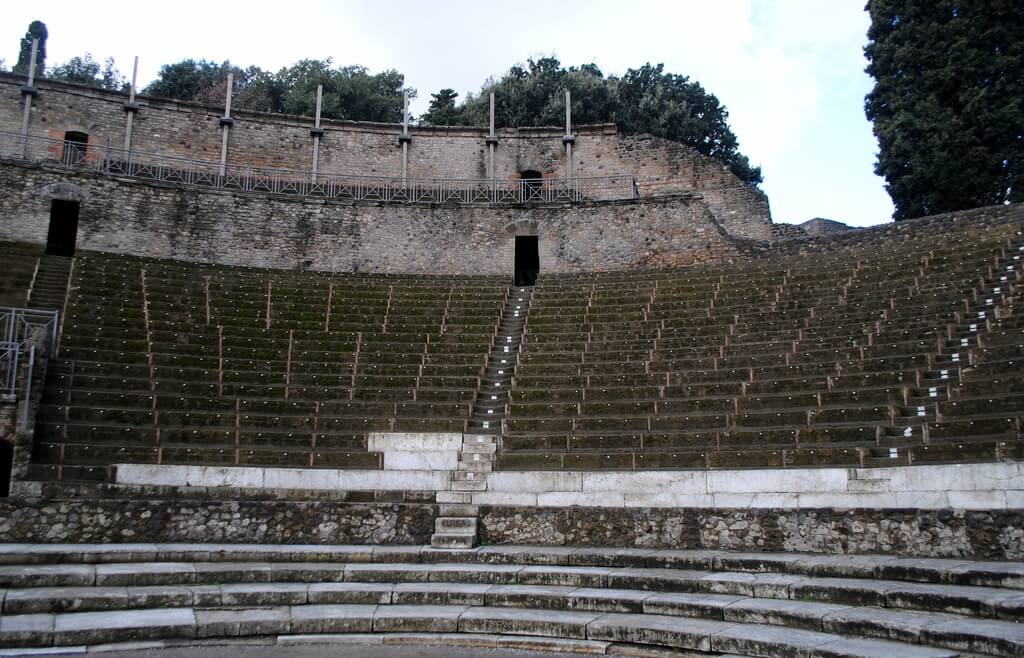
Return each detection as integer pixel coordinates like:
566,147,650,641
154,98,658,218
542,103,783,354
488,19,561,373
477,545,580,566
700,571,803,598
0,613,55,648
52,608,196,646
791,577,897,607
307,582,393,605
587,612,727,651
919,616,1024,656
94,562,195,587
427,563,521,585
268,562,347,583
2,587,130,615
605,568,704,593
709,623,837,656
516,565,611,588
459,606,600,639
219,583,309,606
0,565,95,588
789,554,897,579
372,604,465,633
287,604,377,634
884,581,1020,617
391,582,491,606
947,561,1024,589
195,607,290,638
722,597,849,632
193,561,273,584
641,591,744,619
344,564,432,583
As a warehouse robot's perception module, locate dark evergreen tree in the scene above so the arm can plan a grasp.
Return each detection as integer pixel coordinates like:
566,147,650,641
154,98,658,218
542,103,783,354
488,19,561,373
420,88,460,126
13,20,47,78
865,0,1024,219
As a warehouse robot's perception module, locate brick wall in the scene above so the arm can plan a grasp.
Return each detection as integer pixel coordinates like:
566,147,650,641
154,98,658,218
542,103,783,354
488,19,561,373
1,74,771,240
0,162,743,274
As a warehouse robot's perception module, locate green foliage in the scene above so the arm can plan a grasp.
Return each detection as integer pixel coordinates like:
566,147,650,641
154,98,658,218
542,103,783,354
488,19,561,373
14,20,47,78
442,57,761,185
420,88,460,126
865,0,1024,219
48,53,128,91
143,58,412,123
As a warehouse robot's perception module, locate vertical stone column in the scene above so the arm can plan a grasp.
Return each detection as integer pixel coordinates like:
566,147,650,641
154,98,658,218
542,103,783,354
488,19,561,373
398,92,411,182
562,89,575,181
18,38,39,157
486,92,498,197
122,56,140,154
218,73,234,177
310,85,324,183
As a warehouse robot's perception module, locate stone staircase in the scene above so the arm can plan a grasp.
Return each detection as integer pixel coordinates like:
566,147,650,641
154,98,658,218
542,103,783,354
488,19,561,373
432,287,531,549
26,255,72,310
0,543,1021,656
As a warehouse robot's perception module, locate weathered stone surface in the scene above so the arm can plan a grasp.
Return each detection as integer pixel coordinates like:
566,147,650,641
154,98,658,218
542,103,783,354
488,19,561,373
52,608,196,646
2,586,129,614
0,613,55,648
371,604,464,633
287,604,376,633
194,607,290,638
586,612,723,651
642,592,745,619
919,617,1024,656
0,499,435,545
307,582,393,605
219,583,309,607
721,598,849,631
458,607,599,638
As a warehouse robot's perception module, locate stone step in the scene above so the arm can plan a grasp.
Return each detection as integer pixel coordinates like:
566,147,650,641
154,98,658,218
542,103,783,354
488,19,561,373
434,517,477,533
449,479,488,492
2,544,1021,591
438,503,478,517
430,534,477,549
0,559,1021,621
457,460,492,472
0,602,988,657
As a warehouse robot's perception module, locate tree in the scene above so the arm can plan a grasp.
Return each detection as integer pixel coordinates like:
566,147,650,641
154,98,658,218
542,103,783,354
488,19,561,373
452,58,761,185
48,54,128,91
865,1,1024,219
13,20,47,79
420,88,460,126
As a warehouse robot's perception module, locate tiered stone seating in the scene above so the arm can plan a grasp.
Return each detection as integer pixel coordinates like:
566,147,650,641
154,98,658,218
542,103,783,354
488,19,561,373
30,253,506,481
0,543,1020,656
0,241,40,307
500,217,1024,470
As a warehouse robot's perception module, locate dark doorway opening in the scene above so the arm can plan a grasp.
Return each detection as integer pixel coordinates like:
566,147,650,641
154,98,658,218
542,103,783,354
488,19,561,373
46,200,80,257
0,440,12,497
62,131,89,166
514,235,539,287
520,170,543,199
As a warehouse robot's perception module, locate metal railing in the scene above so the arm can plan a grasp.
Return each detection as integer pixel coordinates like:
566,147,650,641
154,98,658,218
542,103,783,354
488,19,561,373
1,307,58,432
0,130,638,204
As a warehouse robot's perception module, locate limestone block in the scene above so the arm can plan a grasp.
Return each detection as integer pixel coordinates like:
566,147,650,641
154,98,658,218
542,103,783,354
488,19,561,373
288,604,377,633
197,466,265,488
2,586,130,615
536,492,624,507
262,468,340,490
372,604,465,633
219,583,309,607
0,613,55,648
114,464,190,487
945,490,1007,510
458,606,599,639
471,492,539,507
336,470,449,491
195,607,290,638
487,471,583,493
52,608,196,646
368,432,463,452
307,582,393,605
709,493,799,509
581,471,707,495
885,462,1024,493
586,612,722,651
624,492,714,508
707,467,848,494
382,450,459,471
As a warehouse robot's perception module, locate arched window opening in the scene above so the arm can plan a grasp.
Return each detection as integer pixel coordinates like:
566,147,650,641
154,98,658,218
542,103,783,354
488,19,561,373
62,131,89,167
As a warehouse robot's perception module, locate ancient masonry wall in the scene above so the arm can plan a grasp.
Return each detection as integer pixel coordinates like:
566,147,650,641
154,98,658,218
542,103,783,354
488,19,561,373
0,74,771,241
478,507,1024,560
0,163,741,274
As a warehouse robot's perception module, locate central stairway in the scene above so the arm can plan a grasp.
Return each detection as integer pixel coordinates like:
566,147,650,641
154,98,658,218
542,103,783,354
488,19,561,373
0,543,1020,656
432,286,532,549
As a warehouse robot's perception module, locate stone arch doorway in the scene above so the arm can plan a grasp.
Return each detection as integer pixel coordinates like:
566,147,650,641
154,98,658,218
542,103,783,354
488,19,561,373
514,235,539,287
46,199,80,256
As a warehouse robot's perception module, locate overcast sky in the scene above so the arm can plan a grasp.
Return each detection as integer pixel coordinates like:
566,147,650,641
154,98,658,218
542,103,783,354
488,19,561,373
2,0,894,226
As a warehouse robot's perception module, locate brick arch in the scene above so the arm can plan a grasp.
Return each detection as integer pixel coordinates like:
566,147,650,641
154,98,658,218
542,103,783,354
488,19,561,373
503,219,540,236
36,182,90,202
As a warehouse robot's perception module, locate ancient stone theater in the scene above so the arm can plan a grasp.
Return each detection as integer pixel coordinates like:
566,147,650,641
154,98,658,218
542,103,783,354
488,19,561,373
0,67,1022,656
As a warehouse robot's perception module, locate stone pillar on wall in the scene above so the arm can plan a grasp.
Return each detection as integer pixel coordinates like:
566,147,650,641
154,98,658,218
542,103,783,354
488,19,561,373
562,89,575,180
398,92,411,182
486,93,498,196
218,73,234,177
18,39,40,157
310,85,324,183
122,56,140,153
